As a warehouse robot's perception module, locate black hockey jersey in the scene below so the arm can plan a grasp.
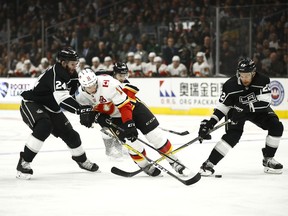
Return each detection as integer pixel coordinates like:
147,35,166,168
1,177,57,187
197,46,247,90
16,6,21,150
21,63,80,113
212,73,272,121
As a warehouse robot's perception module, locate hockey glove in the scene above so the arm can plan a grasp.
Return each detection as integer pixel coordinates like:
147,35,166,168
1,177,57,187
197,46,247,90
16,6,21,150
77,105,93,115
123,120,138,142
198,119,215,143
78,105,94,128
80,110,97,128
95,113,111,128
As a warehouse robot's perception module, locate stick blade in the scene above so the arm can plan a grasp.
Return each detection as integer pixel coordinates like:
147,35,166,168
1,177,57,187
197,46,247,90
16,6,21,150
111,166,142,177
183,172,201,185
181,131,190,135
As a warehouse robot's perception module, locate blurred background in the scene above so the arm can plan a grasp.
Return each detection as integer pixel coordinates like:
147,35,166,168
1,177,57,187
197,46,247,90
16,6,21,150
0,0,287,78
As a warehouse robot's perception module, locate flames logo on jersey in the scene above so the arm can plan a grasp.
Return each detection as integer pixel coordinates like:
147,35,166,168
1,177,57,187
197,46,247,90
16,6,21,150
0,82,8,98
270,80,284,106
94,101,115,115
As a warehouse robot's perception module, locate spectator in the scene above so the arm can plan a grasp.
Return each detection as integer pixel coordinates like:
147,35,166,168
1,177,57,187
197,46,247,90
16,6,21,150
269,33,279,51
283,53,288,77
201,36,213,72
79,40,96,66
0,1,287,78
135,43,148,62
162,37,179,65
96,41,110,63
220,40,237,76
269,52,285,77
117,43,130,63
261,49,272,75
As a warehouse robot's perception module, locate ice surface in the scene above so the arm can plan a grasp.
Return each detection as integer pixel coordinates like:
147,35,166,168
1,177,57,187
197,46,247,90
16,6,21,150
0,110,287,216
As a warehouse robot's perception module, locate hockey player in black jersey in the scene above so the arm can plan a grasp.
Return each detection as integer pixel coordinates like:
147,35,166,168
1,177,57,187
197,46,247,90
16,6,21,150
17,47,98,180
198,58,284,175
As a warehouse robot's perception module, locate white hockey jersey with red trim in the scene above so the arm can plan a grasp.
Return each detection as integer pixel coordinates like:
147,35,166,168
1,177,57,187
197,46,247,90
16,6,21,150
75,75,132,121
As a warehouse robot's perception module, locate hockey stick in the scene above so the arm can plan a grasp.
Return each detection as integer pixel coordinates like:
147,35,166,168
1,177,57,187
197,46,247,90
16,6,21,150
111,120,230,177
101,128,201,186
159,127,190,136
105,119,188,171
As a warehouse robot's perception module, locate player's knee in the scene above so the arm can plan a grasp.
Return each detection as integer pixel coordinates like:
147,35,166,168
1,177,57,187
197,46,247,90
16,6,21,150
145,127,166,148
62,129,81,148
214,139,232,157
222,131,242,147
32,118,52,141
268,121,283,137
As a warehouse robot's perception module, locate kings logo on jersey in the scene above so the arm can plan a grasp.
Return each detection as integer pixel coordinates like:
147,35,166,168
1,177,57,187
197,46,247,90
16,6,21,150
239,92,257,104
270,80,284,106
0,82,8,98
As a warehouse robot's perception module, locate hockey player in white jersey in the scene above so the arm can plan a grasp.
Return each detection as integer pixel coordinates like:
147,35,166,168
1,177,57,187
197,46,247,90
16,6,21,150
166,55,188,77
192,52,211,77
76,66,186,176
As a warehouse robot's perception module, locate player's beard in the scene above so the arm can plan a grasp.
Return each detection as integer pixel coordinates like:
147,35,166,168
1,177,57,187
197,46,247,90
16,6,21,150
241,80,251,86
66,65,75,75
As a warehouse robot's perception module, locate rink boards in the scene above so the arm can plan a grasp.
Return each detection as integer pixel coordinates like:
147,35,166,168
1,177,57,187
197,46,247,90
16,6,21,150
0,77,287,118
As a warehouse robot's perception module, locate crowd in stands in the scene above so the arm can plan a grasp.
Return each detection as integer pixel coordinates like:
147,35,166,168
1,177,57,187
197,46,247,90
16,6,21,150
0,0,287,78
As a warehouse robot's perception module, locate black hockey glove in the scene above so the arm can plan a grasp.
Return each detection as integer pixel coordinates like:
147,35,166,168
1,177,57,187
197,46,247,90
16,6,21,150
77,105,93,115
95,113,111,128
78,105,94,128
123,120,138,142
198,119,216,143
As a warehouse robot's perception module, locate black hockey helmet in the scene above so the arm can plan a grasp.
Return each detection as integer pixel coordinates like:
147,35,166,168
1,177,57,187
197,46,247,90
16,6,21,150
113,62,129,74
237,58,256,73
56,47,79,63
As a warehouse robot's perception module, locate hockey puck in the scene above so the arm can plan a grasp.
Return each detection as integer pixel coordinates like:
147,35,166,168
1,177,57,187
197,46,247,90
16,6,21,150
215,175,222,178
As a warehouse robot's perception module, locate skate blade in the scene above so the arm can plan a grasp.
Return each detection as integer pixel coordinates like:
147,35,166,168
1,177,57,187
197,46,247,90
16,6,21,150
264,167,283,174
16,171,32,180
149,174,164,177
177,168,192,177
199,170,214,177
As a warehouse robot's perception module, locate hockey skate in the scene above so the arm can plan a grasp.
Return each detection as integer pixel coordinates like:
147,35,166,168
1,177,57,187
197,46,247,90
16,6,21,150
143,164,161,177
16,152,33,180
169,159,186,175
104,137,125,159
199,160,215,176
262,148,283,174
76,159,99,172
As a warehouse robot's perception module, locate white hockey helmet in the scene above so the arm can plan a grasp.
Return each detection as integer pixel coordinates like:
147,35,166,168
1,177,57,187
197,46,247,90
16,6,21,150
78,68,97,88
